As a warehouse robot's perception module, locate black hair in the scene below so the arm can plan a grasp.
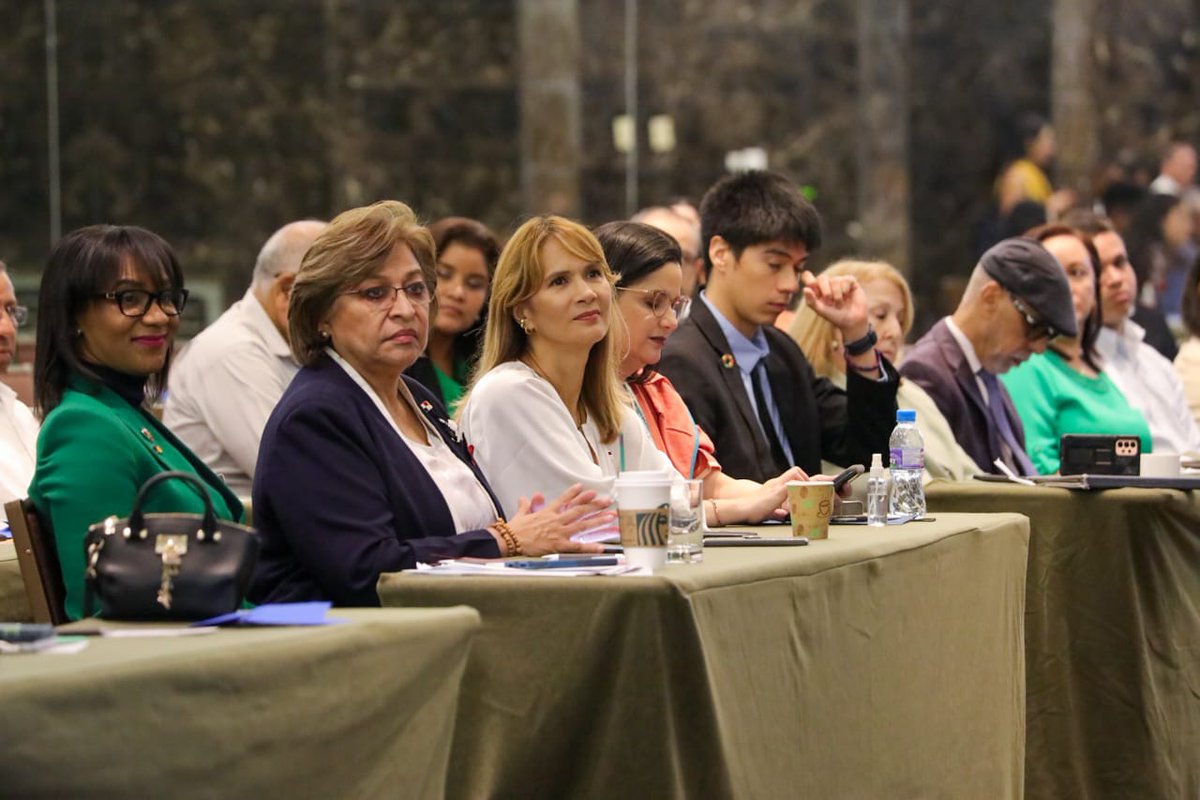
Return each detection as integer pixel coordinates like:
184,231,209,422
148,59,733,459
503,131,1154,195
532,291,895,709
1181,252,1200,338
1101,181,1146,218
425,216,502,376
1125,193,1184,288
596,221,684,385
34,224,184,416
596,221,683,289
698,170,823,272
1004,200,1048,239
429,217,501,276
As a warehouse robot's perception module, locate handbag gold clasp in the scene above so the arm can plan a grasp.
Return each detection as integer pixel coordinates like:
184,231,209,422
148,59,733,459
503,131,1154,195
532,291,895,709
155,534,188,610
154,534,188,557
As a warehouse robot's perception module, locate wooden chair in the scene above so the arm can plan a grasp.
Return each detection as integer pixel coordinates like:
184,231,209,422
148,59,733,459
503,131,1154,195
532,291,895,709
5,499,68,624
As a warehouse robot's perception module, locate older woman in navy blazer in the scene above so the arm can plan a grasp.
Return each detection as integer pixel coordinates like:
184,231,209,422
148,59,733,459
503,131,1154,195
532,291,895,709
249,201,607,607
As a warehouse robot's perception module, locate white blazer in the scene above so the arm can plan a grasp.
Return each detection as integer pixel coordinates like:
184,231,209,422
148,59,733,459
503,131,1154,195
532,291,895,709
459,361,679,517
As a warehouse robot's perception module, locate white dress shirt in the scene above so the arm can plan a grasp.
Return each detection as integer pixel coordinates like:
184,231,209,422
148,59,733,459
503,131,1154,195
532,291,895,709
164,289,299,496
0,382,38,523
1173,336,1200,430
1097,320,1200,454
459,361,680,517
327,349,498,533
943,317,991,403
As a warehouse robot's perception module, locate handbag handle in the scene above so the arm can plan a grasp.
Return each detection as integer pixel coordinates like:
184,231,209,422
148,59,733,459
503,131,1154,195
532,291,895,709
128,470,219,537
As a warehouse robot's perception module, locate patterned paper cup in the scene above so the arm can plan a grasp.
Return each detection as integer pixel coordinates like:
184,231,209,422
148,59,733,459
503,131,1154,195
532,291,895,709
787,481,835,540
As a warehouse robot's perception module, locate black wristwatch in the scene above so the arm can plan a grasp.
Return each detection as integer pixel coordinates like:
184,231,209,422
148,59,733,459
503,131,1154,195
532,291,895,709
843,325,878,357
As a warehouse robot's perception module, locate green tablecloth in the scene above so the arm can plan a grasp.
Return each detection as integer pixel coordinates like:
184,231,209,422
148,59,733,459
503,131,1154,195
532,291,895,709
0,539,33,621
1,607,481,799
927,481,1200,799
379,513,1029,799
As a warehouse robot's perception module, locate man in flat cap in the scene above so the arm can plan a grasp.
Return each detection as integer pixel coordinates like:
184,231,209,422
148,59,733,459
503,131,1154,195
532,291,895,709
901,237,1077,475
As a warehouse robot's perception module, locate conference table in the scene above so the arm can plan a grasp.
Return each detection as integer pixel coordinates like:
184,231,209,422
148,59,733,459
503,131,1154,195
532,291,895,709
378,512,1030,799
0,539,32,621
2,607,481,799
926,481,1200,800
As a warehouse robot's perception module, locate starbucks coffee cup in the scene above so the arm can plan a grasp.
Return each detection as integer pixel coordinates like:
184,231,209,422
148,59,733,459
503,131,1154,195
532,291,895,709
613,470,672,571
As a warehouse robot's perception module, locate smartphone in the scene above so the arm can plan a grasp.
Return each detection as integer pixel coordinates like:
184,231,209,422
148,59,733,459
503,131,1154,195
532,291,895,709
505,556,620,569
832,464,865,492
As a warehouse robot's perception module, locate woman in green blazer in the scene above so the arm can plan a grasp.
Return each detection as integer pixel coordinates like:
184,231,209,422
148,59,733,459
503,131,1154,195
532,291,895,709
29,225,242,620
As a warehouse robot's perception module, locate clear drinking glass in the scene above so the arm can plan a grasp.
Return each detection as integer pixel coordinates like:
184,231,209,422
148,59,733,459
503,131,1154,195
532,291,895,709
667,479,704,564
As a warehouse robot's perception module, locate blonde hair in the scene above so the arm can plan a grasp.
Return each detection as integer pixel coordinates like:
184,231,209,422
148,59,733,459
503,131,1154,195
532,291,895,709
288,200,436,366
787,259,914,379
467,215,626,443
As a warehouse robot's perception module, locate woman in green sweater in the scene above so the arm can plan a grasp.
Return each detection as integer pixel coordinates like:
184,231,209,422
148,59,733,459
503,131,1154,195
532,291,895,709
29,225,242,619
1001,224,1151,474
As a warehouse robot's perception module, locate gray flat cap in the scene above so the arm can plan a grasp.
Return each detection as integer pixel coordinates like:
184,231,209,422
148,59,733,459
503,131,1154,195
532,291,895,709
979,236,1078,338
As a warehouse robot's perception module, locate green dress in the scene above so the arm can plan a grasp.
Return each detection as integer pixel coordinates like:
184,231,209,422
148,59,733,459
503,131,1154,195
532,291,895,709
1000,350,1153,475
29,374,242,619
433,358,470,411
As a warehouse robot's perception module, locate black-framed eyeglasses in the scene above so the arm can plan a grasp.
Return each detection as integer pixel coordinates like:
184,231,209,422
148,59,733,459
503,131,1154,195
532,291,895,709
4,305,28,327
1009,294,1060,341
341,282,433,308
618,287,690,319
96,288,189,318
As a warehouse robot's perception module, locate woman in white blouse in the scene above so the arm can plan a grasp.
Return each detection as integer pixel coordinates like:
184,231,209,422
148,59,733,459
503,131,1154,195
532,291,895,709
250,201,609,607
459,215,679,516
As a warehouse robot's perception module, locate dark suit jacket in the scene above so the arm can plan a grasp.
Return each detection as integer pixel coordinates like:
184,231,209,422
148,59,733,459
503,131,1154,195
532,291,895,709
657,299,899,482
249,356,502,607
899,318,1023,475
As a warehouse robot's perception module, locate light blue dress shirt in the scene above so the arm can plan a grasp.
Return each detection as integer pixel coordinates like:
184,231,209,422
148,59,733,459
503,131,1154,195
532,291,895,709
698,292,796,466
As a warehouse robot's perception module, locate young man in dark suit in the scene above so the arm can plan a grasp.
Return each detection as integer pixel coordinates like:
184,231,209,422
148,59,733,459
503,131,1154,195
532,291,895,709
900,237,1076,475
657,170,899,482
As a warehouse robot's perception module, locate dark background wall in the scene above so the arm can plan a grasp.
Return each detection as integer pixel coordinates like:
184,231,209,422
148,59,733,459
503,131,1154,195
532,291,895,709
2,0,1199,336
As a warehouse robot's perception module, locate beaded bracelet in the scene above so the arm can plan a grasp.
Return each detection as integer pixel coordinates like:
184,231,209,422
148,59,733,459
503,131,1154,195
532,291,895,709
493,519,522,556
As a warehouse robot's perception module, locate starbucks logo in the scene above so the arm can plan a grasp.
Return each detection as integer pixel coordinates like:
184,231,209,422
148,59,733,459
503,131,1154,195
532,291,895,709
636,503,670,546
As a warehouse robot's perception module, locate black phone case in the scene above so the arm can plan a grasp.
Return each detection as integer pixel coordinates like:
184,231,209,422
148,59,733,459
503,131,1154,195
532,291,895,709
1059,434,1141,476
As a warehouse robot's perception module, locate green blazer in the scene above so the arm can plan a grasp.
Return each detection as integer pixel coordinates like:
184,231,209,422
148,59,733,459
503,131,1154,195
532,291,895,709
29,374,243,620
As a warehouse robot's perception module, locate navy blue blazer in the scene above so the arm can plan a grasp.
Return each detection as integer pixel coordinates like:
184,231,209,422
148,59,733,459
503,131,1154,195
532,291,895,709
899,318,1024,475
249,356,503,607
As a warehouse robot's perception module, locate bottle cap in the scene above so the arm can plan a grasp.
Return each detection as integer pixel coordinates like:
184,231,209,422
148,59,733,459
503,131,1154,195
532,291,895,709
896,409,916,423
870,453,884,473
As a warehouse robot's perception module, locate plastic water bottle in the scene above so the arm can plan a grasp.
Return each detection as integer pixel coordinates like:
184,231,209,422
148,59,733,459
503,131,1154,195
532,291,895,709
889,409,926,518
866,453,888,527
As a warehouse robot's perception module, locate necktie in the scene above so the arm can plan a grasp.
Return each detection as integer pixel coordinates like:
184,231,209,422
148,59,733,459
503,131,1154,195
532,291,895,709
750,364,789,472
979,370,1037,475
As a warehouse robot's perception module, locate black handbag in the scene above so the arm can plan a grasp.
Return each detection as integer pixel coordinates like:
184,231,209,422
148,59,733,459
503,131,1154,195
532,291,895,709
83,471,259,620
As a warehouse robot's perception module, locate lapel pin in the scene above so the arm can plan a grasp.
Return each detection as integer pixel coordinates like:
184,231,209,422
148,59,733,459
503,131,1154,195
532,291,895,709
419,400,433,413
721,354,736,369
140,427,156,442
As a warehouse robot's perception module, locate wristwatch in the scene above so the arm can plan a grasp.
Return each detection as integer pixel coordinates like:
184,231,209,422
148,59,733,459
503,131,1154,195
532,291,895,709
843,325,878,357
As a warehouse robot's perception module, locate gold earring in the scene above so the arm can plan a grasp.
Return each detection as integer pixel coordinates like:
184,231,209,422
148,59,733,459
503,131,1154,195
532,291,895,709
517,317,534,334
